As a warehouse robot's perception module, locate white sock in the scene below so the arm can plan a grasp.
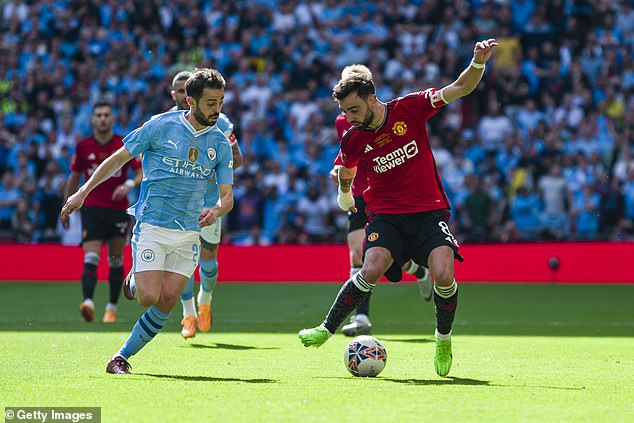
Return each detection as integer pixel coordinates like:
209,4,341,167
181,298,196,317
198,288,212,305
82,299,94,307
435,329,452,340
105,303,117,312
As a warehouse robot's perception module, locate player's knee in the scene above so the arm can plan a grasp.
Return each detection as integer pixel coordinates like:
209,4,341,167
433,268,454,286
84,251,100,266
158,292,180,311
108,256,124,268
136,291,160,307
359,265,383,285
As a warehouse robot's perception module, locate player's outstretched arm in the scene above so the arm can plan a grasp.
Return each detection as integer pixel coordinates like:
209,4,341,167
441,38,498,104
60,146,134,220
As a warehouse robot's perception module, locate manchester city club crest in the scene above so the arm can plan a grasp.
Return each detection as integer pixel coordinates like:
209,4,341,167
208,148,216,161
188,147,198,162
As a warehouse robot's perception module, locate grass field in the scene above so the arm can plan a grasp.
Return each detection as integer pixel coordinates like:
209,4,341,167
1,282,633,422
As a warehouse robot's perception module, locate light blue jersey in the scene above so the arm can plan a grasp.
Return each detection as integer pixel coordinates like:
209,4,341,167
204,112,234,207
124,110,233,232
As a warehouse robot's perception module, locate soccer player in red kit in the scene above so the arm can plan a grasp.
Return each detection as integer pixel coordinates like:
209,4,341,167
332,89,433,337
62,101,142,323
299,39,498,377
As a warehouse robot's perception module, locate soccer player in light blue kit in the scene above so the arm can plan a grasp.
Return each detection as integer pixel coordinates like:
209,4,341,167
170,70,244,339
61,68,234,374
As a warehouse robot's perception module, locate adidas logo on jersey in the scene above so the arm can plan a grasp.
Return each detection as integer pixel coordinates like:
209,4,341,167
364,144,373,153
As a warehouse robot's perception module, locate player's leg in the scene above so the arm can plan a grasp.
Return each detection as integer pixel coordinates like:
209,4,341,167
103,229,127,323
79,207,107,322
429,246,458,377
107,224,199,374
298,246,392,347
196,218,221,332
342,226,372,336
79,240,101,322
179,275,197,338
417,217,461,377
403,260,433,302
299,216,405,347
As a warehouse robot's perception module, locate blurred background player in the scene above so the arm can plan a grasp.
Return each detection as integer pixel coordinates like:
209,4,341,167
330,64,433,337
61,101,142,323
299,39,498,378
171,70,244,339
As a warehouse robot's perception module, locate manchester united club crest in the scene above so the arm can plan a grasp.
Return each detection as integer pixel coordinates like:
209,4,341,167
208,148,216,161
392,121,407,136
188,147,198,162
367,232,379,242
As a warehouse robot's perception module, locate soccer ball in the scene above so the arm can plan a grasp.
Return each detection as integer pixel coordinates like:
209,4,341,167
344,335,387,377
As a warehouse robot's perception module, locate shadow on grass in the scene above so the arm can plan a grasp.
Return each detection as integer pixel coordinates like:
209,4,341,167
382,376,490,386
382,376,586,391
180,342,279,350
379,337,434,344
137,373,277,383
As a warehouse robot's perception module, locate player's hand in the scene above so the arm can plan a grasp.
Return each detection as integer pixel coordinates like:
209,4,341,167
329,166,340,187
337,187,357,213
60,191,86,225
473,38,498,64
112,183,132,200
198,208,217,227
60,215,70,230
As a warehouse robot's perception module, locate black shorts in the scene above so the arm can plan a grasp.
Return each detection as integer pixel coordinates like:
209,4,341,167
363,210,463,283
80,206,130,242
347,196,368,233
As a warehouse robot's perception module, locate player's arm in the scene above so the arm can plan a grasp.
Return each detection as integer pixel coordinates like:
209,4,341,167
337,165,357,212
329,165,341,186
230,137,243,169
440,38,498,104
60,146,134,220
112,167,144,201
60,171,82,228
198,183,234,227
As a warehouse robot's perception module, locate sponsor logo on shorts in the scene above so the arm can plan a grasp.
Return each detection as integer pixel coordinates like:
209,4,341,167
141,249,155,262
367,232,379,242
392,121,407,136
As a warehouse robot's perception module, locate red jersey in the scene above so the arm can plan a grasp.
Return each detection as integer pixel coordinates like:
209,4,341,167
335,114,368,196
70,134,142,210
335,89,450,218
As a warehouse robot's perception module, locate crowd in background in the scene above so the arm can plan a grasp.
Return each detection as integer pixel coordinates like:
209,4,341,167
1,0,634,245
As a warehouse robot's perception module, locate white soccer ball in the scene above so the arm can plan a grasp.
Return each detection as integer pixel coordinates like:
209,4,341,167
344,335,387,377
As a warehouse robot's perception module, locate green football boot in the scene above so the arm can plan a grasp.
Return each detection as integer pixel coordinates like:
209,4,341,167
434,337,453,377
298,326,330,348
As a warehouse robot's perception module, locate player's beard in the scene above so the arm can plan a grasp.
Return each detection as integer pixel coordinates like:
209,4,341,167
193,107,218,127
353,108,375,131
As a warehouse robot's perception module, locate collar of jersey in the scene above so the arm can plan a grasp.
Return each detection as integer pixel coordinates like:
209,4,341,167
180,112,214,137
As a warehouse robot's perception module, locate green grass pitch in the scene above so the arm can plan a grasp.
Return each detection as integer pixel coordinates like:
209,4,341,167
1,282,633,422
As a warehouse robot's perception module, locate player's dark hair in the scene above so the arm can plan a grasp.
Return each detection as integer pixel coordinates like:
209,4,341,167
185,68,226,101
92,101,112,112
172,70,191,89
333,75,375,101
